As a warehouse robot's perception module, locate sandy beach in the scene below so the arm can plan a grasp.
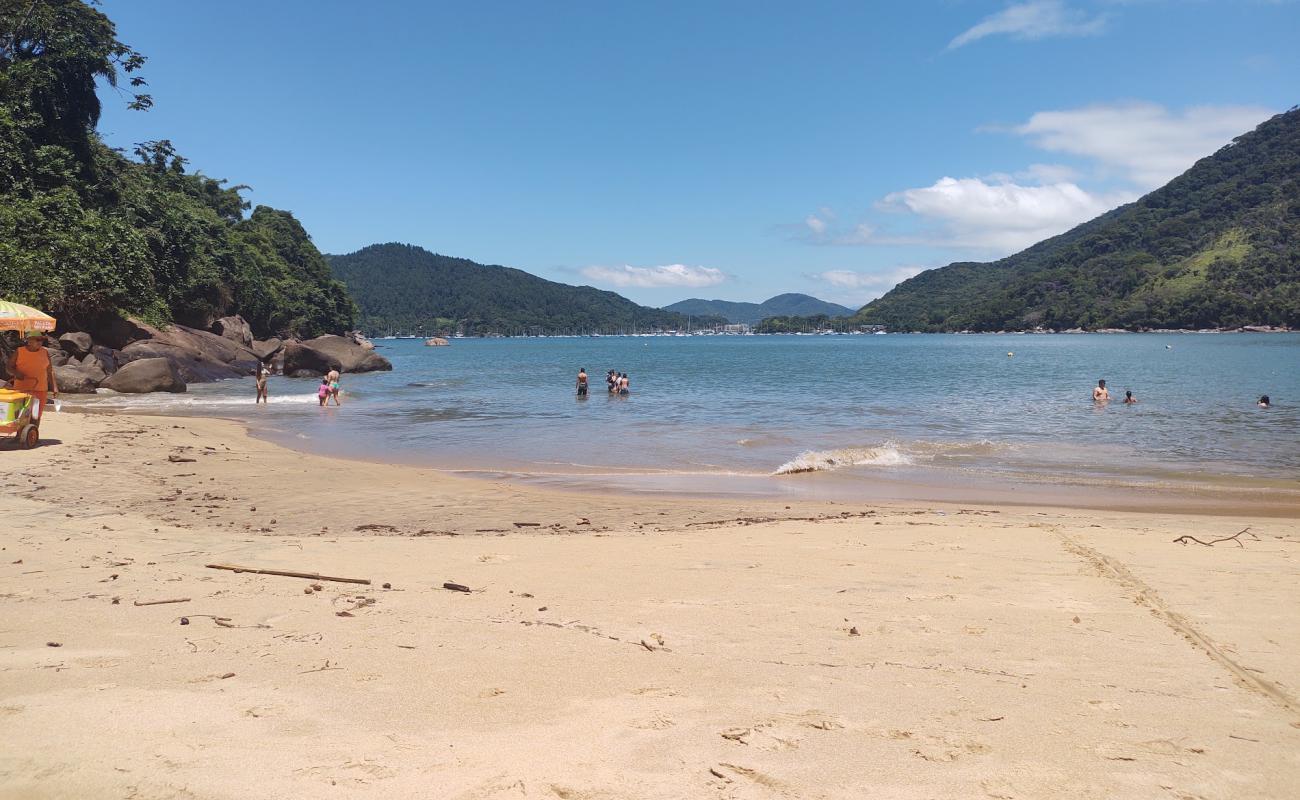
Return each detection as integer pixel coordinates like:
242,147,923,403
2,411,1298,799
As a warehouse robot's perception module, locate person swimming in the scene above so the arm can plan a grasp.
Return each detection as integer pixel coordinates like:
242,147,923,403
1258,395,1271,408
1123,390,1137,404
1092,379,1110,403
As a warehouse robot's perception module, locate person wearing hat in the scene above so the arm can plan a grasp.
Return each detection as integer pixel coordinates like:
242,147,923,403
4,331,58,421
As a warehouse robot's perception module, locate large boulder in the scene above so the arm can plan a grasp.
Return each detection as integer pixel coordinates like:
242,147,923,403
78,350,116,384
211,315,254,347
299,335,392,373
54,364,98,394
103,358,186,394
81,311,155,350
46,346,70,368
281,341,341,378
251,338,284,362
58,332,93,358
116,323,260,382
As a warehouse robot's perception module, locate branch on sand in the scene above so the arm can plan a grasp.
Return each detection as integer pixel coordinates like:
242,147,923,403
1172,527,1258,548
206,563,371,585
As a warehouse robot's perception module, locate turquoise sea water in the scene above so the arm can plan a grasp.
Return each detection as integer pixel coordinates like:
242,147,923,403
75,334,1300,504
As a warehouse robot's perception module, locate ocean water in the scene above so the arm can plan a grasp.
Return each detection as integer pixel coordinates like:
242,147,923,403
72,334,1300,505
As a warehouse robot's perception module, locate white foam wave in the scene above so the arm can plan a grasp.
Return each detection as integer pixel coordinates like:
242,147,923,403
76,392,320,409
774,445,913,475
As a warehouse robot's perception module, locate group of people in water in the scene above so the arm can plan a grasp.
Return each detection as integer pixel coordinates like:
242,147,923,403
574,368,629,397
1091,378,1271,408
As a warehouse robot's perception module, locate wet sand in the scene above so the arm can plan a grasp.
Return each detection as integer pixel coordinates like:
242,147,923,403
1,412,1298,799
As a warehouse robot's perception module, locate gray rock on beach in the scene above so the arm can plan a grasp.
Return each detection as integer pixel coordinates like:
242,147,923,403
252,338,284,362
115,323,260,382
102,358,186,393
281,341,341,378
57,332,93,359
299,335,392,373
53,364,98,394
211,315,254,347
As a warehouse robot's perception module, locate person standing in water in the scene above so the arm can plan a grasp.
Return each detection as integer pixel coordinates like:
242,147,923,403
1092,379,1110,403
1258,395,1271,408
576,367,588,397
607,370,618,394
1123,390,1137,404
619,372,630,395
317,377,331,407
255,364,270,404
326,368,341,406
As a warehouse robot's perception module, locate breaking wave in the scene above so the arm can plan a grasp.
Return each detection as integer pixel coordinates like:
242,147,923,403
772,439,1010,475
774,445,913,475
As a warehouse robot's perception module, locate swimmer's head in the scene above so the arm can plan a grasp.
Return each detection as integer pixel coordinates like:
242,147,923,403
1098,379,1106,388
1259,395,1270,406
1125,391,1132,399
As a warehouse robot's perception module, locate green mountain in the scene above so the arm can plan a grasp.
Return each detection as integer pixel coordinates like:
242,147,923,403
327,243,718,335
854,107,1300,332
665,293,854,324
0,0,354,338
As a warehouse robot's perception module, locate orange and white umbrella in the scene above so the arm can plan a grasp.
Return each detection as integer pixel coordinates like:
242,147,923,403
0,299,56,333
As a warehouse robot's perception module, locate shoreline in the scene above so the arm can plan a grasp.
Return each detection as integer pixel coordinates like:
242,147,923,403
71,404,1300,520
3,412,1299,798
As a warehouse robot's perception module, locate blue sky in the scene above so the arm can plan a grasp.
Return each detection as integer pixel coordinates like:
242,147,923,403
97,0,1298,308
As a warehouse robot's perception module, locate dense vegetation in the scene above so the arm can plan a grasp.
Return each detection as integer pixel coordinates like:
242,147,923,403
0,0,354,338
328,243,719,336
855,107,1300,331
664,293,854,325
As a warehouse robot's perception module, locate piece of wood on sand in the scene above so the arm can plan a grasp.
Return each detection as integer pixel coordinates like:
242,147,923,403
134,597,191,606
206,564,371,585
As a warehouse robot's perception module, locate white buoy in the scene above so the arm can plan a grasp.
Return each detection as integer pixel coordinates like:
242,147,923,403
1007,352,1014,357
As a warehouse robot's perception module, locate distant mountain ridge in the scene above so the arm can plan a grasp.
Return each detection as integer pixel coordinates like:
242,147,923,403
664,293,854,324
853,107,1300,331
327,244,716,335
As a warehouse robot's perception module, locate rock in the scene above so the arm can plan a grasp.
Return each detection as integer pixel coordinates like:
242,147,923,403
425,337,450,347
46,346,70,368
299,335,392,373
281,341,341,378
211,315,254,347
81,311,154,350
251,338,284,361
116,323,259,382
54,365,98,394
58,332,93,358
102,358,186,393
77,351,116,383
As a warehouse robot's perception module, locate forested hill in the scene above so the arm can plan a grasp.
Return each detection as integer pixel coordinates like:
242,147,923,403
854,107,1300,331
0,0,354,338
327,244,715,335
664,293,854,324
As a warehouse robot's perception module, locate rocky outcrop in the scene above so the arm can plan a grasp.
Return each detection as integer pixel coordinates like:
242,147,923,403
77,349,116,384
58,332,93,358
281,341,341,378
299,335,392,373
425,337,450,347
53,364,98,394
251,338,284,362
81,311,155,350
46,346,70,368
116,322,260,383
102,358,186,393
211,315,254,347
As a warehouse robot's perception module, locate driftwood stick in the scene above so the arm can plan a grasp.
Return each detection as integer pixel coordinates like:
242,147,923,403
133,597,190,606
1172,527,1257,548
206,563,371,585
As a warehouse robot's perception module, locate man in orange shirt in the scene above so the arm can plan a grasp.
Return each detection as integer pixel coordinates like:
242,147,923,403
5,332,58,421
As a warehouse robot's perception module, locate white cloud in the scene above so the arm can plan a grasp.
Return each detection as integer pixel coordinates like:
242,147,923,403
881,176,1134,252
948,1,1107,49
816,267,925,290
804,214,828,236
1014,102,1275,187
811,266,927,305
580,263,726,289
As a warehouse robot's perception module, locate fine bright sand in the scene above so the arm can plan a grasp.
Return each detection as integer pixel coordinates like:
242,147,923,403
1,412,1298,799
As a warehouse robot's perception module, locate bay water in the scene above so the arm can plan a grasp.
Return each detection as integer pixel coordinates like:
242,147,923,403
73,334,1300,507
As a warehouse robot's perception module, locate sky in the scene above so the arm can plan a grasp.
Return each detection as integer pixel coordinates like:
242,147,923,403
96,0,1299,309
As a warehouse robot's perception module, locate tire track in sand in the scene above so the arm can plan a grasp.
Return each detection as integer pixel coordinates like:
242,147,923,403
1055,529,1299,720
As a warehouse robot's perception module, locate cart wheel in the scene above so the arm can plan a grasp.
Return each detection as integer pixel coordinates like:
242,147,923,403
19,424,38,449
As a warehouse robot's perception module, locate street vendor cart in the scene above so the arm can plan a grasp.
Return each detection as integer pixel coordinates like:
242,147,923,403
1,299,57,449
